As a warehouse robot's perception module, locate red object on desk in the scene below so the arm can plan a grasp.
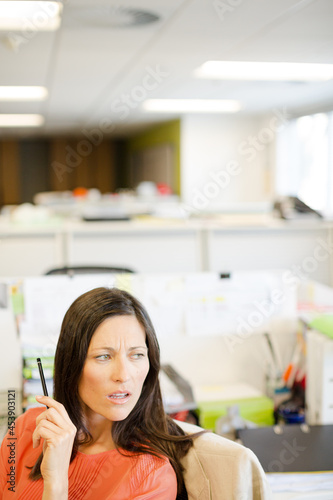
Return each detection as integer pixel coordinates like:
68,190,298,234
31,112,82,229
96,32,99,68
156,183,172,195
169,410,189,422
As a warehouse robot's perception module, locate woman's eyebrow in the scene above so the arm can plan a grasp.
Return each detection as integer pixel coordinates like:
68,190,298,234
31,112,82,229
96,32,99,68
90,346,148,352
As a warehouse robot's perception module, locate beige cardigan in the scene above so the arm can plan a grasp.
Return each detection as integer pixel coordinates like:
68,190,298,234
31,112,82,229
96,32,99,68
177,421,272,500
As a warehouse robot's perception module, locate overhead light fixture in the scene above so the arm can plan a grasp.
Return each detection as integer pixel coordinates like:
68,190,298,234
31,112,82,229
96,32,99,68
0,114,44,127
194,61,333,82
0,86,48,101
142,99,241,113
0,2,62,31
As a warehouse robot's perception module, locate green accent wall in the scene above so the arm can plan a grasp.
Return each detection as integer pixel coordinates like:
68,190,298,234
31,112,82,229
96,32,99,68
126,119,181,194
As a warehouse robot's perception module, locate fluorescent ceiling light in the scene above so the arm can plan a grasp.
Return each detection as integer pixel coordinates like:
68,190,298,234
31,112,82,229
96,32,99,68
194,61,333,82
0,86,48,101
0,114,44,127
0,2,62,31
142,99,241,113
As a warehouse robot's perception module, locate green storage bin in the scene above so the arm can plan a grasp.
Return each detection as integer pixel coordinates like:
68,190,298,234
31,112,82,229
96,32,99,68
197,396,274,430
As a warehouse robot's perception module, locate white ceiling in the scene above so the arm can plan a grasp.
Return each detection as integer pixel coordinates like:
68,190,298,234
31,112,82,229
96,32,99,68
1,0,333,137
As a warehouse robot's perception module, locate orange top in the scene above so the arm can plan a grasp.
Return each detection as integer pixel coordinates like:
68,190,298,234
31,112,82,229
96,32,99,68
0,407,177,500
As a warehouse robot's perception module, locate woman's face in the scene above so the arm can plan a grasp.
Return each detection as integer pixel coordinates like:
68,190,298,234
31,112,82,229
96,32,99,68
78,315,150,424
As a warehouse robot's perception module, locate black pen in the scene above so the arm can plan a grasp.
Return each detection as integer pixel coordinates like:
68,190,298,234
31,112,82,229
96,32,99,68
36,357,49,408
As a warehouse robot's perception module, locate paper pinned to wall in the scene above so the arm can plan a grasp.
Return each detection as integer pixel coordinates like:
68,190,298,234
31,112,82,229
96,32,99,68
298,280,333,322
114,273,134,294
184,271,297,337
18,271,297,349
24,275,116,324
184,273,228,336
21,274,117,354
0,283,21,391
138,274,185,338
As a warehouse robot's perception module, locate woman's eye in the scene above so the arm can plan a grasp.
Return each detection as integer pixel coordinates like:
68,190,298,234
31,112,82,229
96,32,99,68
131,352,145,359
96,354,110,360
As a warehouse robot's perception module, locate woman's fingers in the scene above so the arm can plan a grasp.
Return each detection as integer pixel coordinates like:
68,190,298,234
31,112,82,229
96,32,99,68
33,418,75,449
32,396,76,485
33,396,77,449
32,419,58,449
36,396,74,424
36,406,70,430
35,396,76,434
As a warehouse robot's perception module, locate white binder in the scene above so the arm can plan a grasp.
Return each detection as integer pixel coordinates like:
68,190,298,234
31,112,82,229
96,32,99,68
306,330,333,424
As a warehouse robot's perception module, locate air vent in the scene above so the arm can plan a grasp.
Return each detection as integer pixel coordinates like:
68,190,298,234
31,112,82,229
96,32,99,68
64,6,160,29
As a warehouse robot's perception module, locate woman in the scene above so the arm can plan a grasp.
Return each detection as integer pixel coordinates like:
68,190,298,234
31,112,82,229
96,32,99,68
0,287,198,499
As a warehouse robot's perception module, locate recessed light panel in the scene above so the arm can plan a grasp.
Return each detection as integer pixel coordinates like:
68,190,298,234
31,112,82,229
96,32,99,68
0,114,45,127
142,99,241,113
0,2,62,31
194,61,333,82
0,86,48,101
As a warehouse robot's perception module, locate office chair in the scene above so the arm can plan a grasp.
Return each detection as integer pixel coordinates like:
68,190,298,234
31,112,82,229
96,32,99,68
176,420,271,500
44,265,135,276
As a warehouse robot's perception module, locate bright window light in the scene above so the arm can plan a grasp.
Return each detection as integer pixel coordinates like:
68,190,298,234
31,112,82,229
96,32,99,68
0,2,62,31
0,86,48,101
0,114,45,127
276,112,333,214
194,61,333,82
142,99,241,113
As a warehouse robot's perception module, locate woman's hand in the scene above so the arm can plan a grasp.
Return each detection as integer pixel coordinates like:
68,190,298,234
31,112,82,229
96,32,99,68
32,396,76,496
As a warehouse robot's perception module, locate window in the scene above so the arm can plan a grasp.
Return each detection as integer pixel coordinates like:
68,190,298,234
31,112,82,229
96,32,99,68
276,111,333,215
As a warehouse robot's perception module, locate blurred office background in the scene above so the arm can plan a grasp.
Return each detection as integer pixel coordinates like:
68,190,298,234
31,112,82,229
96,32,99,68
0,0,333,214
2,7,333,496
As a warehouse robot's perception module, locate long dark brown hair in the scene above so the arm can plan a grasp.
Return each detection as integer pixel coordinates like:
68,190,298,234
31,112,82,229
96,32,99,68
29,287,201,493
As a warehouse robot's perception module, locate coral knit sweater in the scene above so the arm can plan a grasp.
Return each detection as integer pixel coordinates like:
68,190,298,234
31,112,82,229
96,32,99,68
0,407,177,500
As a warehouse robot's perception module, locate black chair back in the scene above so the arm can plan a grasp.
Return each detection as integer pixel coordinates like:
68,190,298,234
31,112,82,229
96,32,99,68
44,266,135,276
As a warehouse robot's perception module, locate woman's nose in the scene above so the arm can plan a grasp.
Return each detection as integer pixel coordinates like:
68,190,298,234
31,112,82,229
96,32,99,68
111,357,130,383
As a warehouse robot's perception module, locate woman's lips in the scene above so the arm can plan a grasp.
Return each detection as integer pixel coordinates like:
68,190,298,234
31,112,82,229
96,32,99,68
107,392,131,405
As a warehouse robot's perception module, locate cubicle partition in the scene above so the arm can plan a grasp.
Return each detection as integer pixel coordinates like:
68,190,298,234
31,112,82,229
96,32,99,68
0,227,65,277
0,270,298,428
206,224,332,286
0,219,332,286
66,222,203,273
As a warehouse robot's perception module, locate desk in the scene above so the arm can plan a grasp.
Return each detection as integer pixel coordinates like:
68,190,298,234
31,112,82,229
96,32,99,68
268,471,333,498
273,493,333,499
239,425,333,500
